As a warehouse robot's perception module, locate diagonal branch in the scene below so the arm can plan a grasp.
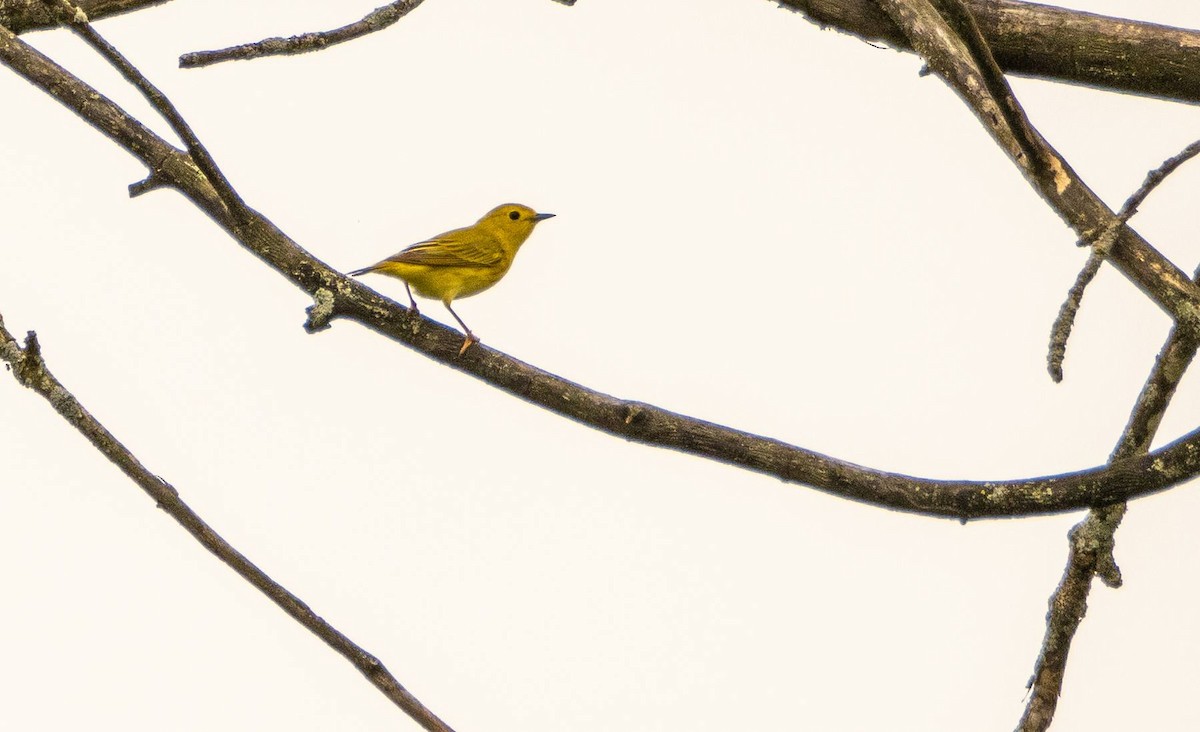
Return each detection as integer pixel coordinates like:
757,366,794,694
776,0,1200,105
0,316,457,732
179,1,426,69
2,19,1200,521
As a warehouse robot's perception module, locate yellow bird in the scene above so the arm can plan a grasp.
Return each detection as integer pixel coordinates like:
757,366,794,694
350,203,555,354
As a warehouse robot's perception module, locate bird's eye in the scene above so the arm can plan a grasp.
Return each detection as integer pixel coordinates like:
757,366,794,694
508,211,520,221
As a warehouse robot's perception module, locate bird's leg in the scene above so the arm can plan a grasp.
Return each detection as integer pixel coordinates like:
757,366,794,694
404,283,420,315
444,302,478,355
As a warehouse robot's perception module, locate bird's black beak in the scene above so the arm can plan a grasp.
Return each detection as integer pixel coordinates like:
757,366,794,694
533,212,556,222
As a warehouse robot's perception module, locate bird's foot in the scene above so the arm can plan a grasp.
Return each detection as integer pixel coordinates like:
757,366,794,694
458,333,479,356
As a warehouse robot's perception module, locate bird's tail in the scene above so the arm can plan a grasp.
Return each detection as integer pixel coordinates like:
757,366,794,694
347,265,376,276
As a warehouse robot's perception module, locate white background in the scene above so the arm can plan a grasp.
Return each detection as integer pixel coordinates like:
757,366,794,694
3,1,1200,730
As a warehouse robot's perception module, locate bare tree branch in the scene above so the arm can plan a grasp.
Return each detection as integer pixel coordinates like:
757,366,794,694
8,4,1200,728
1024,215,1200,729
853,1,1200,728
1020,324,1200,731
777,0,1200,105
179,1,426,69
1,0,171,33
3,20,1200,522
0,317,458,732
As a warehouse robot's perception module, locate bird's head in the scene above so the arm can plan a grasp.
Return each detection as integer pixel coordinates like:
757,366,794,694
478,203,555,247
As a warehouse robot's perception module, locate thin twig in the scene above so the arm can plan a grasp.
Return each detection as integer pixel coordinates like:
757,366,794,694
1048,139,1200,381
2,21,1199,521
1117,139,1200,222
1046,251,1103,383
179,1,425,69
0,316,457,732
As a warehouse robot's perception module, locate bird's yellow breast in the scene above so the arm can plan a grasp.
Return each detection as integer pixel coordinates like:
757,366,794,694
372,260,510,302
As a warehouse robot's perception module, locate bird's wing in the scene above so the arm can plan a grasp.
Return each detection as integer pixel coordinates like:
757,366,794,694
387,231,504,268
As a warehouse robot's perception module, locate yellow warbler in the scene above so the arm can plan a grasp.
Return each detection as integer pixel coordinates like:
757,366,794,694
349,203,555,354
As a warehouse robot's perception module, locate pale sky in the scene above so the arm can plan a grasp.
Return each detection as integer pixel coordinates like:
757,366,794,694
3,1,1200,730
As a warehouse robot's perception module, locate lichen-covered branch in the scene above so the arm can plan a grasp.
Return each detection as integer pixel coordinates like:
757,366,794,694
1046,253,1103,383
1020,319,1200,731
1018,501,1124,731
